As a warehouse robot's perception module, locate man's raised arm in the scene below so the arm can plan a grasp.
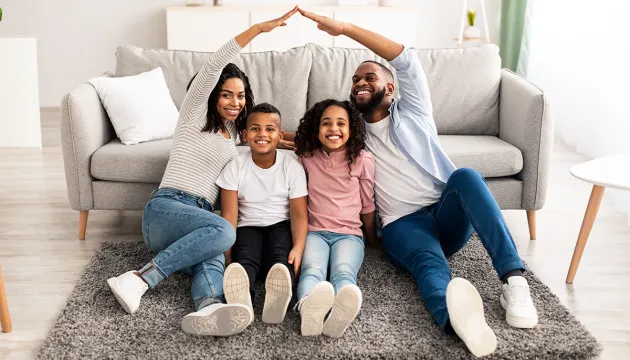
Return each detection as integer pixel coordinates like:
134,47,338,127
298,7,403,61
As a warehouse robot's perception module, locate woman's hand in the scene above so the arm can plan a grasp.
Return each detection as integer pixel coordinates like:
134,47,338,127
277,139,296,151
288,247,303,276
298,7,346,36
256,6,299,33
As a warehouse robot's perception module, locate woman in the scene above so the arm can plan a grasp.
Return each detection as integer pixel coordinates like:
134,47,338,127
106,6,299,337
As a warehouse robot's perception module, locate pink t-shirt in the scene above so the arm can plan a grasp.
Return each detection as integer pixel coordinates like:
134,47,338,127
299,149,376,236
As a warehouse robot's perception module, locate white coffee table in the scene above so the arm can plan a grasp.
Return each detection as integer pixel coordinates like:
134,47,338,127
566,153,630,283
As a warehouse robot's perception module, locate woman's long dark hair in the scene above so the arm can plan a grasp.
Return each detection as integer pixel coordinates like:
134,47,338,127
295,99,366,167
186,63,254,139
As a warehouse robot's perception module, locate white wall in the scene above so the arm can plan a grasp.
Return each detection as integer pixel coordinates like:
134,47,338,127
0,0,500,107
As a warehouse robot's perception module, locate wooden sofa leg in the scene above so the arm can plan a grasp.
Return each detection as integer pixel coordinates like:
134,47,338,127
526,210,536,240
0,265,12,333
79,211,89,240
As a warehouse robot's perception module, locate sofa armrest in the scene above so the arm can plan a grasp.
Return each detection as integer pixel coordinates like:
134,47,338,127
60,83,115,211
499,69,554,210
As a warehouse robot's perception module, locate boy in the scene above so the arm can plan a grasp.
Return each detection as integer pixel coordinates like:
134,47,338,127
216,103,308,327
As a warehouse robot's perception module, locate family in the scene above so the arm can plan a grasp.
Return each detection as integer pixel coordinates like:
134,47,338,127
106,6,538,358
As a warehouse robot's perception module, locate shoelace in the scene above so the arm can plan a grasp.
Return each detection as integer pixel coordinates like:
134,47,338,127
508,284,530,305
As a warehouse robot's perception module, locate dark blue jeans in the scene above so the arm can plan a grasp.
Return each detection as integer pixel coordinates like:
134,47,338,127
382,168,525,330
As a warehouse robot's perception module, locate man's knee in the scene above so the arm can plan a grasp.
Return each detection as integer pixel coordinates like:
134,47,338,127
449,167,485,187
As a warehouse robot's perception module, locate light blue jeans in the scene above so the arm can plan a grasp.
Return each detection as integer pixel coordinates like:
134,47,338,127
140,188,236,311
297,231,365,300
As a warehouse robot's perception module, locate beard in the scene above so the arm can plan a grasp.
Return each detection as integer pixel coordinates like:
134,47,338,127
350,87,386,115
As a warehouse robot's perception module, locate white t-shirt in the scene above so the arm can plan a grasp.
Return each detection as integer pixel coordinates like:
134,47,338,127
365,116,441,227
216,150,308,227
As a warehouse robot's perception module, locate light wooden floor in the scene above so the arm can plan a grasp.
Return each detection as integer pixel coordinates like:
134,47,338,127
0,109,628,359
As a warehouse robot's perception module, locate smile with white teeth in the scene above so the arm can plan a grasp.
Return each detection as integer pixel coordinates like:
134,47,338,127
255,140,270,145
226,109,240,115
356,89,371,95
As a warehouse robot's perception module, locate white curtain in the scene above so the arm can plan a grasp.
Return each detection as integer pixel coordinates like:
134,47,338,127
519,0,630,225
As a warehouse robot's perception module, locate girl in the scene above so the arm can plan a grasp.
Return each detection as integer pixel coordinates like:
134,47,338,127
294,99,377,337
106,7,298,337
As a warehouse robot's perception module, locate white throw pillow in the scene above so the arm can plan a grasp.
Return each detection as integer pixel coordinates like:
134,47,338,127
89,67,179,145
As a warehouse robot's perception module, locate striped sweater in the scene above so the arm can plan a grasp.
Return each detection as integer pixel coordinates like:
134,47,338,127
159,38,243,204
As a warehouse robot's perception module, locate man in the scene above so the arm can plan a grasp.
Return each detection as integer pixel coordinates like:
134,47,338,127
299,7,538,358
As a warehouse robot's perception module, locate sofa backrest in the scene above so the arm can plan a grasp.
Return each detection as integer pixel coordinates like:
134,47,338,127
114,43,501,135
115,46,312,132
306,43,502,136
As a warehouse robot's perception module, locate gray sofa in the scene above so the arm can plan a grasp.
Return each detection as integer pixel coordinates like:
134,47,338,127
60,43,552,240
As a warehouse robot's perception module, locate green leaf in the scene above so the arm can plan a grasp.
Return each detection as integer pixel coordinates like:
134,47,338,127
467,9,476,26
0,7,3,22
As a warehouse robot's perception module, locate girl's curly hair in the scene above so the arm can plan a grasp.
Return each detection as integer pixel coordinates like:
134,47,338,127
295,99,366,167
186,63,254,141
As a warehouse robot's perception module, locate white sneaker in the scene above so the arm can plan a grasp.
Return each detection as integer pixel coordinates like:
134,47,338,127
181,303,252,336
322,284,362,338
262,263,293,324
446,278,497,358
299,281,335,336
223,262,254,323
107,271,148,314
500,276,538,328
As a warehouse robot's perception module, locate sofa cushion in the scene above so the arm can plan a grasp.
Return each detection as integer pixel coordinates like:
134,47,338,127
306,44,501,136
91,139,172,183
439,135,523,177
92,140,298,183
92,136,520,183
115,45,312,132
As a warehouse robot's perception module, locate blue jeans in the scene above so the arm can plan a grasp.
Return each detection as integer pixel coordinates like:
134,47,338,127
297,231,365,300
140,188,236,311
382,168,525,330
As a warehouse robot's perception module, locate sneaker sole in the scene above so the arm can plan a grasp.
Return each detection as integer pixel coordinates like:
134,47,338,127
262,264,292,324
301,282,335,336
224,263,253,314
446,278,497,358
500,294,538,329
107,277,134,314
181,304,251,336
323,285,362,338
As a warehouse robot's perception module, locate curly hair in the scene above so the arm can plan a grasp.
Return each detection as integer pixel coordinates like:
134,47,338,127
186,63,254,140
295,99,366,168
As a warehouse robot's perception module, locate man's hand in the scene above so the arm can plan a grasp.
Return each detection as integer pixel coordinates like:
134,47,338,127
256,6,298,33
298,7,345,36
278,139,296,151
287,247,303,275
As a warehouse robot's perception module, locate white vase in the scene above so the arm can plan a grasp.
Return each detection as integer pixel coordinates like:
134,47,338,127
463,26,481,39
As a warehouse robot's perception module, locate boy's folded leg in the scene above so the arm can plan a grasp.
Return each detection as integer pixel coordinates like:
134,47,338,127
181,303,252,336
446,278,497,358
299,281,335,336
262,263,293,324
322,284,362,338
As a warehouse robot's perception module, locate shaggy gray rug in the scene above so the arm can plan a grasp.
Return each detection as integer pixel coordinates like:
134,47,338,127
38,235,601,360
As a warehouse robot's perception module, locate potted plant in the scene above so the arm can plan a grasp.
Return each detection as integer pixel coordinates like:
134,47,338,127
464,9,481,39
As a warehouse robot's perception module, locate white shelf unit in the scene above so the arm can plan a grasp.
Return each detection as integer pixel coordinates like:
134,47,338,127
166,5,419,53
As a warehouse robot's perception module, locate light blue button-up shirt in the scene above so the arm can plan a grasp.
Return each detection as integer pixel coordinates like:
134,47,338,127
386,47,457,189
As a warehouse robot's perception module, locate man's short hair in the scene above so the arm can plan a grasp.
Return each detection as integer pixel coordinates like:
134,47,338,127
361,60,394,83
